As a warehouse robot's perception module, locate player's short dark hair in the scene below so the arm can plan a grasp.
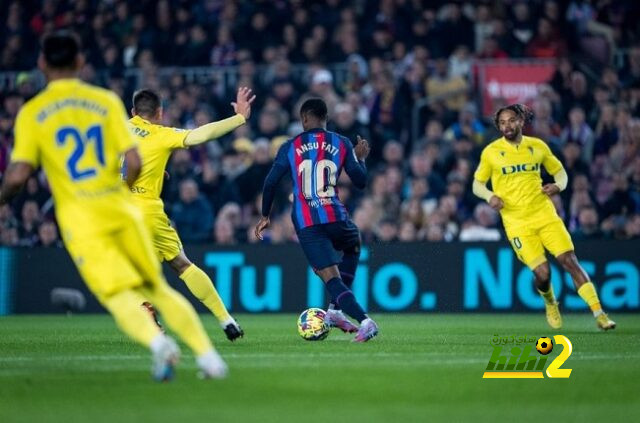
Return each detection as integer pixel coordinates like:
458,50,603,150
300,98,328,121
493,103,534,129
132,89,161,117
41,30,81,69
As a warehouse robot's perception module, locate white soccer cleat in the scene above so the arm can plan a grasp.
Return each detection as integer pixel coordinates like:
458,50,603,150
151,335,180,382
197,350,228,379
353,318,379,343
325,309,358,333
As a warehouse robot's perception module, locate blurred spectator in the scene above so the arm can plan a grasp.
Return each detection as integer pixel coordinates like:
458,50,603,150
572,206,603,240
426,58,468,112
444,103,485,145
560,106,594,161
601,174,636,219
18,200,41,247
459,203,502,241
171,179,213,243
526,17,567,58
35,220,62,248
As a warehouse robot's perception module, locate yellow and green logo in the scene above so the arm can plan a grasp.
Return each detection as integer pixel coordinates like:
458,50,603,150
482,335,573,379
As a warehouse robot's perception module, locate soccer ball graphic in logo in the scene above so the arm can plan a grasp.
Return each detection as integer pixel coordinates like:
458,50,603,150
536,337,554,355
297,308,329,341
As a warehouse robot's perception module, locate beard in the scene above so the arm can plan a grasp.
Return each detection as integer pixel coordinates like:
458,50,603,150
503,127,520,141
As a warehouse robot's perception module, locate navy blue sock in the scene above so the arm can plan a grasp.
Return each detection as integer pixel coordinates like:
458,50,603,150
330,250,359,310
325,277,366,323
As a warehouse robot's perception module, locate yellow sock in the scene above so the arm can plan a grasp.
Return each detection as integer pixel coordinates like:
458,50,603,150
537,285,557,305
101,289,162,348
577,282,603,315
180,264,231,323
139,283,213,356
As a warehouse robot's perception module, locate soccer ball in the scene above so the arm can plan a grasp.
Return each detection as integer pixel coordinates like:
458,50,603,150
536,337,554,355
297,308,330,341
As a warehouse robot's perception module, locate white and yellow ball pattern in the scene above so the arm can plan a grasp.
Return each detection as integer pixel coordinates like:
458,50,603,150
297,308,330,341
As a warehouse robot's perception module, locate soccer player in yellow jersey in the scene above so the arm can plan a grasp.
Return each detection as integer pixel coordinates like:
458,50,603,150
126,87,255,341
0,31,227,380
473,104,616,331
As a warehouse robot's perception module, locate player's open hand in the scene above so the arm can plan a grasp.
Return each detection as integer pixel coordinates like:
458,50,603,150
231,87,256,120
489,195,504,211
542,184,560,196
354,135,370,161
254,216,270,240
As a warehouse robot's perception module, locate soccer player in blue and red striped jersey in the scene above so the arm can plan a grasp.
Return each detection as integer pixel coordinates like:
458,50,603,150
255,98,378,342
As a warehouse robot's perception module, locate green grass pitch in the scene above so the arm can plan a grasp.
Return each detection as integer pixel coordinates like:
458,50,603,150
1,313,639,422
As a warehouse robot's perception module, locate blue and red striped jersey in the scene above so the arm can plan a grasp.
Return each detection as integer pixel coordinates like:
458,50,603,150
261,128,367,231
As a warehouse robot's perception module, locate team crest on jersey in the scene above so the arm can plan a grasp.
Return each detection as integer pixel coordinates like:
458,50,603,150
500,151,505,157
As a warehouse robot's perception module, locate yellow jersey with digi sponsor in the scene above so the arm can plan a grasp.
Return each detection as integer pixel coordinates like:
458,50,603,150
12,78,138,239
473,135,564,228
126,115,190,202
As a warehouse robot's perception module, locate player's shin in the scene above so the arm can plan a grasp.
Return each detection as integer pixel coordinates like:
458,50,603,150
577,282,603,316
331,247,359,310
325,277,367,323
101,289,163,347
179,263,232,323
139,284,214,356
537,284,557,305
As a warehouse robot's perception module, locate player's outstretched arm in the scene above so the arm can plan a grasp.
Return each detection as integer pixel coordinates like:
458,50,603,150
184,87,256,147
0,162,34,205
344,135,369,189
472,179,503,211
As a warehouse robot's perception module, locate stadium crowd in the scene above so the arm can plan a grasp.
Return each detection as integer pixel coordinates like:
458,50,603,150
1,0,640,247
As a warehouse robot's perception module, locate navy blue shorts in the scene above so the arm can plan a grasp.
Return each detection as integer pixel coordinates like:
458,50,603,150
297,220,361,270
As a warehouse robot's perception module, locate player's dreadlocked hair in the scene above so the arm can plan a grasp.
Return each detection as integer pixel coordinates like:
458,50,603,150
493,103,534,129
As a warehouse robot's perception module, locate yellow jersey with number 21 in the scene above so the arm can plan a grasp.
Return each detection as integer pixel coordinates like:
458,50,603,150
12,78,138,240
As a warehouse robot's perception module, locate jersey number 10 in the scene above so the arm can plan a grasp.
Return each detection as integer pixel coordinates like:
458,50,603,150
56,125,105,181
298,159,338,199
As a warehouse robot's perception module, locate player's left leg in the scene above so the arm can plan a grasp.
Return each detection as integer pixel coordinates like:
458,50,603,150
325,221,361,333
168,251,244,341
505,225,561,328
118,219,228,377
541,219,616,330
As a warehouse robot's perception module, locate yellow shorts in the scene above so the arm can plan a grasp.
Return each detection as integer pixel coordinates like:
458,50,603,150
505,216,575,270
64,210,165,299
133,198,182,262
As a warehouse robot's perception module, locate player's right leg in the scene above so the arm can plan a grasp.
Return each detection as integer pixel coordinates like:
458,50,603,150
116,215,227,378
506,226,562,329
532,262,562,330
144,202,243,341
65,233,181,381
168,251,244,341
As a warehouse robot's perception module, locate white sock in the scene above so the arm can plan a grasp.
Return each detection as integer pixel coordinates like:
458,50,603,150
150,334,166,354
220,317,236,328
